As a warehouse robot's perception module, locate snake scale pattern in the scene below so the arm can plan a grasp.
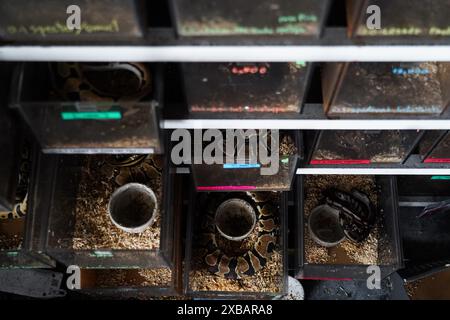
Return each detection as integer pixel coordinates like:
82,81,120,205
198,192,280,280
105,154,163,190
52,62,152,103
0,145,30,221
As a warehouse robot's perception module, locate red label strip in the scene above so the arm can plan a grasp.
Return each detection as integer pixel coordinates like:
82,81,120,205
310,159,371,165
197,186,257,191
424,158,450,164
300,277,353,281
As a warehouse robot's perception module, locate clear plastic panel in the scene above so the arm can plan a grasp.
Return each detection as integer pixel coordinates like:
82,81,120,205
0,0,145,42
0,147,55,269
310,130,420,165
42,153,174,269
298,175,402,280
77,268,177,298
11,63,162,154
182,63,310,114
171,0,330,37
192,158,298,192
324,63,450,117
191,130,299,192
185,190,288,298
0,106,20,211
349,0,450,38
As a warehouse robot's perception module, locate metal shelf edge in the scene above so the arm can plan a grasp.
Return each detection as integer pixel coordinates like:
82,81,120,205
3,45,450,62
161,119,450,130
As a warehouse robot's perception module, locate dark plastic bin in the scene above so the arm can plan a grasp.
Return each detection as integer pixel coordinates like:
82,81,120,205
182,62,312,115
34,146,178,270
184,188,289,299
308,130,421,165
170,0,330,38
295,175,403,281
322,62,450,118
0,0,146,43
0,146,55,269
347,0,450,38
190,130,301,192
397,176,450,282
10,62,163,154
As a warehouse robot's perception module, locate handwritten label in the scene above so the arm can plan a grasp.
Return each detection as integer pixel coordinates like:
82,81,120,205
392,67,430,75
331,105,443,114
6,19,120,36
358,26,450,36
181,12,318,36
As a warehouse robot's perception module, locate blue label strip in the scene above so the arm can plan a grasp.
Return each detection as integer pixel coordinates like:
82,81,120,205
223,163,261,169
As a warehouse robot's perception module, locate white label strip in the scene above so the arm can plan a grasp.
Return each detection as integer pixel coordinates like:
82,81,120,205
296,168,450,175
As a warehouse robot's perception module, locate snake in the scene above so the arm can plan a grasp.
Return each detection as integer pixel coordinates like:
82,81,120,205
324,188,376,243
0,145,30,221
198,192,280,280
51,62,152,106
105,154,163,189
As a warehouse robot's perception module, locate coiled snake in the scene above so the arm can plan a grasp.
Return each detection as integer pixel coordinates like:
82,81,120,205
0,146,30,221
51,62,152,103
198,192,280,280
105,154,162,190
324,188,376,243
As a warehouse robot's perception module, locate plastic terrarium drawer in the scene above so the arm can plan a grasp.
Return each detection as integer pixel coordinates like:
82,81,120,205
10,62,163,154
37,151,177,269
422,131,450,164
308,130,421,165
191,130,301,192
0,145,55,269
182,62,311,115
0,0,146,42
295,175,403,280
397,176,450,281
322,63,450,118
347,0,450,38
170,0,330,38
184,189,288,299
0,105,21,212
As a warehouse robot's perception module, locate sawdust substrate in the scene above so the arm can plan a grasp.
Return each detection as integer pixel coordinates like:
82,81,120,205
304,175,380,265
69,156,162,250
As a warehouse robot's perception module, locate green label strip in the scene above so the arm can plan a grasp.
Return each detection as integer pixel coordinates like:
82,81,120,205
431,176,450,181
61,111,122,120
90,250,114,258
